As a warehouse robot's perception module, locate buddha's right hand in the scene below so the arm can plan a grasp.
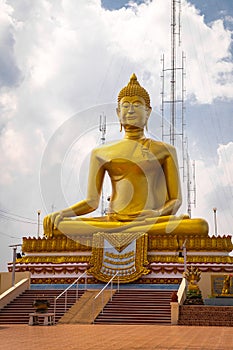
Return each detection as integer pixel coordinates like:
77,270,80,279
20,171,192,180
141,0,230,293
43,211,62,238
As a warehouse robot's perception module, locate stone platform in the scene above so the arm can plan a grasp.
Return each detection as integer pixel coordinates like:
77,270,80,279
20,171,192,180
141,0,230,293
8,234,233,285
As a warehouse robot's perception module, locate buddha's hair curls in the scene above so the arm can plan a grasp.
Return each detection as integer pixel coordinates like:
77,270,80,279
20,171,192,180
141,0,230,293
118,73,151,109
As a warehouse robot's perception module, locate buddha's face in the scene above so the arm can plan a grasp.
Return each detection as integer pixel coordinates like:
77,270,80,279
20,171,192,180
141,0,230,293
117,96,151,129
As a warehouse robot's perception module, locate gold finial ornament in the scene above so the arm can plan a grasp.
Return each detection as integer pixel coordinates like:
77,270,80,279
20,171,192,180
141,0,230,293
118,73,151,109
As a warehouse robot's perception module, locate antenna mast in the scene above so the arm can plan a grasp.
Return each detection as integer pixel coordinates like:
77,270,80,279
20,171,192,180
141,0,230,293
170,0,176,146
161,0,185,148
161,0,197,215
99,114,106,216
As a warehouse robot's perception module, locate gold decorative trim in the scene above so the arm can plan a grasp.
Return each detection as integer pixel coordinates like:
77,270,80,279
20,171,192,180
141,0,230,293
22,233,233,254
138,277,182,284
105,251,134,259
22,236,92,253
148,255,233,264
15,256,91,264
103,257,135,265
148,234,179,251
30,277,96,285
15,254,233,266
88,232,149,283
148,233,233,252
102,263,135,271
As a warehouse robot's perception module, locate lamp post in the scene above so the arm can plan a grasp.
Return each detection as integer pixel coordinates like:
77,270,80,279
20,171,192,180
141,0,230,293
213,207,218,237
37,210,41,238
9,244,22,287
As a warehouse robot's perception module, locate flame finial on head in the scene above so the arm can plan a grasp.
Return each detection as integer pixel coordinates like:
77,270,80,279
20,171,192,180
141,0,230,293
118,73,151,109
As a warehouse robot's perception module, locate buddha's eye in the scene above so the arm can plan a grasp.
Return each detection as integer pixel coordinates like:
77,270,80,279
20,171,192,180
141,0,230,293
122,103,130,108
121,102,143,109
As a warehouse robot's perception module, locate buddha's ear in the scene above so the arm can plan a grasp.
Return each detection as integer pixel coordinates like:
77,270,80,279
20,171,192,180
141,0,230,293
116,107,123,132
116,107,121,120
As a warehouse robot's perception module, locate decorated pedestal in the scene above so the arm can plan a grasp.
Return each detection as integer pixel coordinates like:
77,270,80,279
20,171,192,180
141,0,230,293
8,231,233,285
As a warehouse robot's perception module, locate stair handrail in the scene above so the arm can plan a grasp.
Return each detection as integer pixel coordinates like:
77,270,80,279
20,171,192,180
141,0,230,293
54,271,87,321
92,272,119,323
0,278,30,310
177,277,187,305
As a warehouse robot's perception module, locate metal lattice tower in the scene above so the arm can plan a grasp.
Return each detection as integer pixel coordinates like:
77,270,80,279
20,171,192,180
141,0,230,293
161,0,196,216
161,0,185,147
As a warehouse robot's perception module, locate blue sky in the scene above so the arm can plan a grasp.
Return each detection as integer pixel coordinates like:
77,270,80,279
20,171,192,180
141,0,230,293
102,0,233,22
0,0,232,271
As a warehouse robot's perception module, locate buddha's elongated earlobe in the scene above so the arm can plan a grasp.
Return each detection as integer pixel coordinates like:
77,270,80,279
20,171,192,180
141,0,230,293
145,108,151,132
120,123,123,132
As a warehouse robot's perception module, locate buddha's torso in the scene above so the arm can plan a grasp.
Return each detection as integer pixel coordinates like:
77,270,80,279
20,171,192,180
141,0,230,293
94,138,171,216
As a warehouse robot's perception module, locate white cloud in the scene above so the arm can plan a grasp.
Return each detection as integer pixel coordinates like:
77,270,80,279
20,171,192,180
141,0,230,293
217,142,233,187
4,0,232,110
182,4,233,103
0,126,46,185
192,142,233,235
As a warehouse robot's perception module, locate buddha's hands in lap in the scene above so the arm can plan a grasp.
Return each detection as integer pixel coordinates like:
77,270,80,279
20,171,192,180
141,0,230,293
43,212,64,237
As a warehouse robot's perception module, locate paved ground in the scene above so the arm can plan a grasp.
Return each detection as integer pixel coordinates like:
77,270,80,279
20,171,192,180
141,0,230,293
1,324,233,350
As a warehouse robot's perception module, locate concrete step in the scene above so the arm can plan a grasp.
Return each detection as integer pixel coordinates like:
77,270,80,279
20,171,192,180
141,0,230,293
94,289,173,325
0,289,85,324
100,311,170,315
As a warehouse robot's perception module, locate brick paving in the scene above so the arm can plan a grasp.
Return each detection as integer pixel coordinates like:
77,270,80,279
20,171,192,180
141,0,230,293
1,324,233,350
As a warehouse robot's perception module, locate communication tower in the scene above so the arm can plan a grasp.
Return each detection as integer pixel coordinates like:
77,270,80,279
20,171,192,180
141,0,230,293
161,0,196,215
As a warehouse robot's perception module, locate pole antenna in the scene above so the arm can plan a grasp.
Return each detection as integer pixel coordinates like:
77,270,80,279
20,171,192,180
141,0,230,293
186,139,197,217
99,114,106,216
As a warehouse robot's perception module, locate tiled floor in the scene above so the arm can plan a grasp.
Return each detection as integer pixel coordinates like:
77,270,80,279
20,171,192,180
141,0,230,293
1,324,233,350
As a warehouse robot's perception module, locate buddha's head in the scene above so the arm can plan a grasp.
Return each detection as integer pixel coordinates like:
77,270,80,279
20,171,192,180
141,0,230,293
117,74,152,130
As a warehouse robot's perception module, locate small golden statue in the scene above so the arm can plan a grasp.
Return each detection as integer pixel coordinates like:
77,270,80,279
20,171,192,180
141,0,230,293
183,266,203,305
184,266,201,292
221,274,232,296
43,74,208,239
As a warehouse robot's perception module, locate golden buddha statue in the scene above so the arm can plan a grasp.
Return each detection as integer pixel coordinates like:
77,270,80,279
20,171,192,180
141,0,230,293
43,74,208,239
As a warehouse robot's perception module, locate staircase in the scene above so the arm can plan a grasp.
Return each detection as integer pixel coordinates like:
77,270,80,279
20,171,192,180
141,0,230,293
59,289,113,324
94,289,174,324
0,289,85,324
